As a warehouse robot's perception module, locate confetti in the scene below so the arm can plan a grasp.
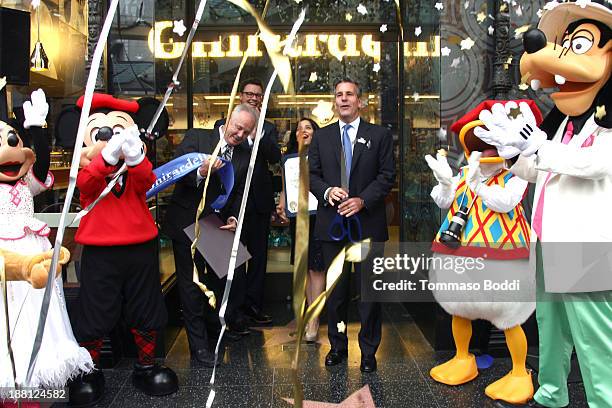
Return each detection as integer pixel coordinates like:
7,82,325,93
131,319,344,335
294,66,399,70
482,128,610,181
293,0,302,3
172,19,187,36
412,92,421,102
476,12,486,23
373,63,381,72
460,37,475,50
506,56,513,64
464,1,470,9
488,26,495,35
309,72,318,82
357,4,368,15
380,24,388,33
595,105,607,120
500,3,508,12
345,13,353,21
441,46,451,56
435,2,444,11
514,24,531,40
450,57,461,68
415,26,422,37
518,83,530,91
516,5,523,16
337,321,346,334
537,9,543,18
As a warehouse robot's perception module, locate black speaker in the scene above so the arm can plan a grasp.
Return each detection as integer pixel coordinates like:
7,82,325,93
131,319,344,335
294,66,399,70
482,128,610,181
0,7,31,85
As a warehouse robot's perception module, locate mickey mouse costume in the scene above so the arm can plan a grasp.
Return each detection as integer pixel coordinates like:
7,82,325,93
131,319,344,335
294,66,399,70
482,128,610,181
56,93,178,406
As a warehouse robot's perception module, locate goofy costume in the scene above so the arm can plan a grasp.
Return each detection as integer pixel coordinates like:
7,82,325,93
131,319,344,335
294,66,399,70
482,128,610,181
426,101,540,405
474,2,612,407
60,94,177,406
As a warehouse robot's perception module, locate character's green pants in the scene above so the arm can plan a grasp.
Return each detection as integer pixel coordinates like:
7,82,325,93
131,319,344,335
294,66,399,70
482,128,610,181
534,242,612,408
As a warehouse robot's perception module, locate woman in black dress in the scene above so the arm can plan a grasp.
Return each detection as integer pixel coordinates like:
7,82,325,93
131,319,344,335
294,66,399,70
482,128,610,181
277,118,324,341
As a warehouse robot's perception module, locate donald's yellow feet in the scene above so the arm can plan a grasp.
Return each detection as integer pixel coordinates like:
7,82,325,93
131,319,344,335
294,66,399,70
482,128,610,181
430,354,478,385
485,370,534,404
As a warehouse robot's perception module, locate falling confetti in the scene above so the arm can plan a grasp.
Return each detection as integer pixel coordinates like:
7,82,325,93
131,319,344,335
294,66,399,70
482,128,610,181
337,321,346,334
309,72,318,82
345,12,353,22
537,8,543,18
415,26,422,37
516,5,523,16
518,83,530,91
488,26,495,35
596,105,607,120
450,57,461,68
380,24,388,33
476,12,487,23
437,127,448,142
506,56,513,64
460,37,475,50
500,3,508,12
173,19,187,37
357,4,368,15
435,2,444,11
412,92,421,102
373,63,381,73
464,1,470,9
441,46,452,56
514,24,531,40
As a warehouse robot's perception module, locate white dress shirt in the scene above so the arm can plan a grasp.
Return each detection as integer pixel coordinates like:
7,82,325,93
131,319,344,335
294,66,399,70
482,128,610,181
323,117,361,202
338,116,360,154
196,126,229,184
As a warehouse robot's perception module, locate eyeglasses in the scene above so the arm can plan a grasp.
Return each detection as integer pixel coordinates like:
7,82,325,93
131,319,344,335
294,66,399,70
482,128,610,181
241,91,263,99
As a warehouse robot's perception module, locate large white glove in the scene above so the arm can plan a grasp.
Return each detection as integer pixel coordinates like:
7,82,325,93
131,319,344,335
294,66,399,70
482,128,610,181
474,101,546,159
425,152,453,186
101,131,126,166
121,125,146,166
22,89,49,129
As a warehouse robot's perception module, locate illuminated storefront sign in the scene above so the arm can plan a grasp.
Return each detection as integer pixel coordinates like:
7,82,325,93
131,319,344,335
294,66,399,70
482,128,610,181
148,21,440,60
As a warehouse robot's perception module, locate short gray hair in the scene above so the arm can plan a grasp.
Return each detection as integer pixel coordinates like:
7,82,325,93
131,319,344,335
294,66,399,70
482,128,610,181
232,103,260,125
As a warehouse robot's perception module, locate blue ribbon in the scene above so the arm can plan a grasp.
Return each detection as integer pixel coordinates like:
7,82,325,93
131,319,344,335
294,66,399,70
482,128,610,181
146,152,234,210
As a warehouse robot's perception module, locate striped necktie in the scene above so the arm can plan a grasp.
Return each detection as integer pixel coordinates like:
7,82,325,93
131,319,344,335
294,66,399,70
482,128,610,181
221,144,233,161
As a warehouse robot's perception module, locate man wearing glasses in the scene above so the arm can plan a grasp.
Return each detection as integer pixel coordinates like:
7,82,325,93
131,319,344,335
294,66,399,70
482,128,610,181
214,78,281,332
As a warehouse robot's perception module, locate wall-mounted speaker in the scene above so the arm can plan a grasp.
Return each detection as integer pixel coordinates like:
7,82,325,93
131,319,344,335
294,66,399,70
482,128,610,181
0,7,31,86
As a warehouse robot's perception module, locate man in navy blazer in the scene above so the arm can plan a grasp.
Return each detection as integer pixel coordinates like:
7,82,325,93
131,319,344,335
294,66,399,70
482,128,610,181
309,78,395,373
214,78,281,327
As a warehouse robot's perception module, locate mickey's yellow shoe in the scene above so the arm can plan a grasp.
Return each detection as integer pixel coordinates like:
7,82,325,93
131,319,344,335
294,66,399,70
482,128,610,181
485,370,534,404
430,354,478,386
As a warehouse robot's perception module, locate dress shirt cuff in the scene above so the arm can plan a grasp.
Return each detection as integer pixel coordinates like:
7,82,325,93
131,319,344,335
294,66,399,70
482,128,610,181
196,170,205,186
324,187,332,203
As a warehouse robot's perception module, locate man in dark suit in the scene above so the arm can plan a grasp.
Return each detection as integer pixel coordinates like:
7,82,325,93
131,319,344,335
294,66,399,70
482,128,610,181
309,78,395,373
214,78,281,326
162,104,258,366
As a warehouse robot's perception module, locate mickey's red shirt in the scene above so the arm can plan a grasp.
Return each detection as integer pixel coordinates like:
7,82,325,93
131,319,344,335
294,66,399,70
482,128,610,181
75,154,158,246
